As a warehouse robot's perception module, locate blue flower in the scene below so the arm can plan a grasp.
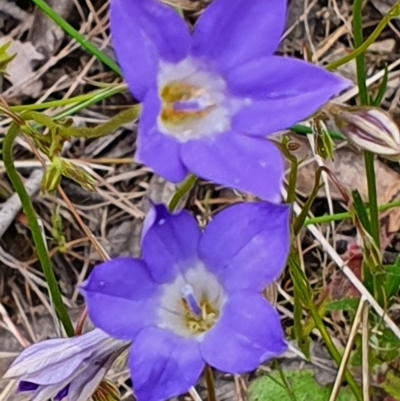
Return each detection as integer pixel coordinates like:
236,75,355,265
82,202,290,401
110,0,350,201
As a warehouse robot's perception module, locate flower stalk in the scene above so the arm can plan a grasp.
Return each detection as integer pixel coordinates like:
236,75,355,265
326,1,400,71
304,199,400,226
30,0,120,75
204,365,217,401
3,123,74,337
288,254,362,401
352,0,380,249
168,175,197,212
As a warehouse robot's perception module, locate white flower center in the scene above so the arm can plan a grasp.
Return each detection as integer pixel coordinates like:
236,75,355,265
157,58,234,142
157,263,226,340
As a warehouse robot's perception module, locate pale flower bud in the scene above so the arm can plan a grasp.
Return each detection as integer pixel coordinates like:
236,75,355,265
326,104,400,159
4,329,129,401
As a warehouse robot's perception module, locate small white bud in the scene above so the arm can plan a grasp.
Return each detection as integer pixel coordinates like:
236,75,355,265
327,104,400,159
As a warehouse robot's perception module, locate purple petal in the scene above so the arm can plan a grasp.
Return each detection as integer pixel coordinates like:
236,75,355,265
4,334,105,384
5,339,74,379
191,0,286,72
180,132,284,202
67,357,115,401
66,335,127,401
136,90,188,182
199,202,290,292
201,292,286,373
18,381,39,392
227,56,351,135
141,204,201,283
12,355,87,387
55,385,69,401
81,258,161,340
110,0,191,100
30,381,69,401
129,327,204,401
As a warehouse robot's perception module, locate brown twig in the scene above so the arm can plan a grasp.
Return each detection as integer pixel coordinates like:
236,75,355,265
328,297,366,401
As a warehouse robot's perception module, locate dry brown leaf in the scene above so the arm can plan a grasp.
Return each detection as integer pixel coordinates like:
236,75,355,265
28,0,74,60
0,37,43,98
99,175,189,260
288,133,400,238
371,0,400,20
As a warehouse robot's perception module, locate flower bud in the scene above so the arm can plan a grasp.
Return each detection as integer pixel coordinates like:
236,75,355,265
327,104,400,159
41,163,62,193
4,329,129,401
41,157,97,194
59,158,97,192
312,117,335,160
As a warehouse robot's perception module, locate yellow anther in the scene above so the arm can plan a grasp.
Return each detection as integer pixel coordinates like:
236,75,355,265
159,82,214,129
181,298,219,335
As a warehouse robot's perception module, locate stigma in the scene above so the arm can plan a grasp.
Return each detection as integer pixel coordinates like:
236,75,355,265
180,283,219,335
181,284,202,318
158,263,226,339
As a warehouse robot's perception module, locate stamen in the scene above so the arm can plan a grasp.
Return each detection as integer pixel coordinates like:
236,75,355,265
160,82,215,129
172,92,213,113
173,101,205,112
181,284,202,318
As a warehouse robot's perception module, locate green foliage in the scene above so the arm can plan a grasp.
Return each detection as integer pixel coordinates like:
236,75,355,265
312,118,335,161
381,257,400,303
51,205,67,253
3,123,75,336
351,190,371,234
326,298,359,312
16,107,140,194
327,1,400,71
350,190,385,304
0,42,16,77
352,327,400,369
293,168,324,234
382,371,400,400
249,370,356,401
42,157,96,194
31,0,120,75
288,254,311,358
22,106,140,145
371,66,388,106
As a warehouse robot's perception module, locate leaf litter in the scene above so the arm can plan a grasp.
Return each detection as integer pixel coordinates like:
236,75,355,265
1,0,400,400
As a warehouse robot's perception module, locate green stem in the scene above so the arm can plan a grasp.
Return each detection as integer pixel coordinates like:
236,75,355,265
364,152,380,247
291,124,343,140
353,0,368,104
3,124,74,336
308,301,362,400
352,0,380,248
204,365,217,401
11,85,125,113
30,0,121,76
286,160,298,204
326,2,400,71
168,175,197,212
289,255,362,401
273,361,297,401
304,199,400,226
54,86,124,119
293,169,323,235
